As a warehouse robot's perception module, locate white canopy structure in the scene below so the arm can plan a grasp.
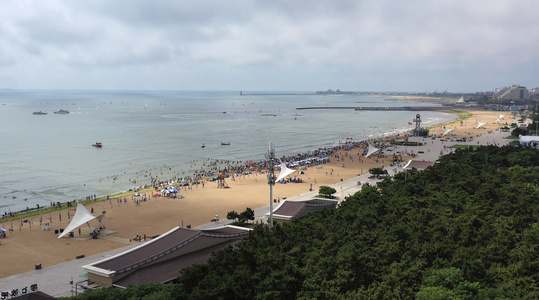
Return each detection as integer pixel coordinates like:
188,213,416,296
442,127,454,136
457,95,465,103
476,120,487,129
58,203,96,238
275,162,297,183
365,142,380,158
495,114,505,123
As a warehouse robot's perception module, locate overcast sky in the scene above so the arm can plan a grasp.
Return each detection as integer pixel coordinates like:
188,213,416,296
1,0,538,92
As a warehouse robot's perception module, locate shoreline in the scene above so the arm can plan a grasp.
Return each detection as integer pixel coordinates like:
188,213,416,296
0,109,513,280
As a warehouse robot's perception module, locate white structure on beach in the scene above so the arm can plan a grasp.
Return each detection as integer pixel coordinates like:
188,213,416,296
365,142,380,158
476,120,487,129
275,162,297,183
58,203,103,239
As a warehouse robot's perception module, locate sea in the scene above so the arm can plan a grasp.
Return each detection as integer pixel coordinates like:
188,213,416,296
0,90,455,213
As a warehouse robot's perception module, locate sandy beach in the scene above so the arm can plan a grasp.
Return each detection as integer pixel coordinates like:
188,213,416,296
0,109,512,278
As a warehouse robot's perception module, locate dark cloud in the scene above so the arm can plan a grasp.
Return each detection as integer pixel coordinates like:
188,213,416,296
0,0,538,91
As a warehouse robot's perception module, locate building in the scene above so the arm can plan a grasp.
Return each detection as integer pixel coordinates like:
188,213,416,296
496,85,530,103
265,199,338,225
83,226,251,288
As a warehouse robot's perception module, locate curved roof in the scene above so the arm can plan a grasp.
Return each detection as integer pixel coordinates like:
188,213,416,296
85,226,251,277
91,227,201,274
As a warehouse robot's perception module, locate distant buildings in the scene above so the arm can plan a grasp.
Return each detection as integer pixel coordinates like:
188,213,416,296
496,85,530,102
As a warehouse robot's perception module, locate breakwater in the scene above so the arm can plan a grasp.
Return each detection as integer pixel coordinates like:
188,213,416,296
296,106,451,111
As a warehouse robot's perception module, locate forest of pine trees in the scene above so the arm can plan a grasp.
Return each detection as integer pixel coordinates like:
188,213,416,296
66,145,539,300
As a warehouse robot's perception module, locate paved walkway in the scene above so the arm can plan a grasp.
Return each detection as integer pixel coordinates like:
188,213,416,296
0,129,512,298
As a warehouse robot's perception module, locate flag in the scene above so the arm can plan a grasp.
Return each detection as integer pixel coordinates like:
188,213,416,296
59,211,62,222
408,122,413,125
68,210,71,219
49,213,52,223
40,215,43,225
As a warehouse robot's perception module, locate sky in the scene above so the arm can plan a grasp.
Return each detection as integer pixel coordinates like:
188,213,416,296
1,0,538,93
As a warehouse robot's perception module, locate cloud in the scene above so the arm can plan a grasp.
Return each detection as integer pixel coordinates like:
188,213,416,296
1,0,538,91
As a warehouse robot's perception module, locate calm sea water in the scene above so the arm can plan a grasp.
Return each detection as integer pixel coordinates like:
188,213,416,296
0,90,454,212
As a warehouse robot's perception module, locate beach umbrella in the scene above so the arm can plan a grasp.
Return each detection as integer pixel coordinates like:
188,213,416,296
0,228,5,232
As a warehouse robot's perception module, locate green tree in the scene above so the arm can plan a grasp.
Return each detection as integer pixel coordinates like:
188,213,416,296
239,207,255,223
369,167,388,178
227,210,239,222
318,185,336,198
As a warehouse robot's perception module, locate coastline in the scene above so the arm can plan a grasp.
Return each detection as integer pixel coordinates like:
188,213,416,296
0,109,512,280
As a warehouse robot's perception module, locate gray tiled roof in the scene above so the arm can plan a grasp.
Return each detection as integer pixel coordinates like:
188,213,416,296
274,202,306,218
114,240,240,287
93,228,201,273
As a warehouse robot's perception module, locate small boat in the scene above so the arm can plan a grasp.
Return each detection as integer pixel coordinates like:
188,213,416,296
221,142,230,145
201,144,206,148
33,111,47,115
92,142,103,148
54,109,70,114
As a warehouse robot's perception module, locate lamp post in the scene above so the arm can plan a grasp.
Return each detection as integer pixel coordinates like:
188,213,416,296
266,142,276,227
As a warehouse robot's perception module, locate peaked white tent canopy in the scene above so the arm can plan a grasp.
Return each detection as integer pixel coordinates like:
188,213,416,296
476,120,487,129
495,114,505,123
442,128,454,136
275,162,297,183
58,203,96,238
457,95,464,103
365,142,380,158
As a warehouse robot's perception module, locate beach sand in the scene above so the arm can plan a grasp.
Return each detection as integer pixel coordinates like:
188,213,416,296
0,110,512,278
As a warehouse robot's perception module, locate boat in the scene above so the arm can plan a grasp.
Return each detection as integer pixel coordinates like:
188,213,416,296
33,111,47,115
221,142,230,145
54,109,70,114
92,142,103,148
201,144,206,148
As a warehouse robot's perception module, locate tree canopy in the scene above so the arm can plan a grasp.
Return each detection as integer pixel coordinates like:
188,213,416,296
70,145,539,300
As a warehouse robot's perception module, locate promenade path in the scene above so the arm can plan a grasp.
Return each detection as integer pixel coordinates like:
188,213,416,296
0,129,511,298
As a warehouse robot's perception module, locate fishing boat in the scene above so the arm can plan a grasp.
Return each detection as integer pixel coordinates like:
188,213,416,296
201,143,206,148
54,109,70,114
221,142,230,145
92,142,103,148
33,111,47,115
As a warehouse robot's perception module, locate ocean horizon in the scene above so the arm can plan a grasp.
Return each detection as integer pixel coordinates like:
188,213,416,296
0,90,455,213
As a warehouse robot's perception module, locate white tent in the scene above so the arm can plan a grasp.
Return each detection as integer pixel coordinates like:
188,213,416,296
457,95,465,103
476,120,487,129
442,128,454,136
275,162,297,183
58,203,96,238
365,142,380,158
